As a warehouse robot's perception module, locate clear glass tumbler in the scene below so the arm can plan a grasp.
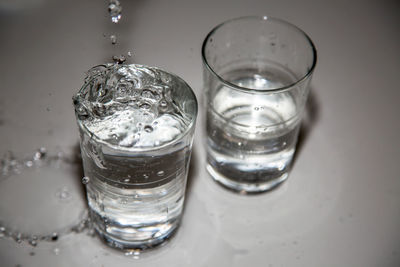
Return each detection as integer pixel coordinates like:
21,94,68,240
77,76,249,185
73,64,197,249
202,16,316,193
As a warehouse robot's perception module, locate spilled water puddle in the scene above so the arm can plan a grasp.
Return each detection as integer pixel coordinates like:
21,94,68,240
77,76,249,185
0,148,91,247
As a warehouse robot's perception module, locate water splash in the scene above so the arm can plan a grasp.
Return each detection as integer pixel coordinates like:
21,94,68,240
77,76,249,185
0,149,94,247
73,64,193,149
108,0,122,23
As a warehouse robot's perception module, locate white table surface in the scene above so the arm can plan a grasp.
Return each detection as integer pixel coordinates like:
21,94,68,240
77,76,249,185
0,0,399,266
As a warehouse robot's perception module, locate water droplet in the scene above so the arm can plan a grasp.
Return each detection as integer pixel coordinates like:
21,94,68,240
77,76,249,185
33,147,46,161
123,178,130,182
144,125,153,133
143,174,149,179
56,187,71,201
238,142,242,146
141,89,155,99
53,247,60,255
110,35,117,45
14,233,22,243
29,239,37,247
112,55,126,64
51,232,58,241
108,0,122,23
25,160,33,167
82,176,90,185
157,170,165,176
127,51,132,57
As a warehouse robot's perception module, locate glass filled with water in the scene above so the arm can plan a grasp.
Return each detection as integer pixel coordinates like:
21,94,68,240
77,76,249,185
202,16,316,193
73,63,197,249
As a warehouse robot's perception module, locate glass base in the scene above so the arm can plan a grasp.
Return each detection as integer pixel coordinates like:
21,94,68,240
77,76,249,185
94,221,179,250
206,164,289,193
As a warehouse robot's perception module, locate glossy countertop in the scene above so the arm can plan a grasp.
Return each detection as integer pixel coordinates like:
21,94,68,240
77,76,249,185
0,0,399,266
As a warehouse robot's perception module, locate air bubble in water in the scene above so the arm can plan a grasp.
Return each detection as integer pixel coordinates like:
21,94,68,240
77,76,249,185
82,176,90,185
108,0,122,23
144,125,153,133
139,103,151,110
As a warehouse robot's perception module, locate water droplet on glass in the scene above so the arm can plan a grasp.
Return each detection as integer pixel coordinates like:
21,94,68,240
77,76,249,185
82,176,90,185
144,125,153,133
108,0,122,23
157,170,165,176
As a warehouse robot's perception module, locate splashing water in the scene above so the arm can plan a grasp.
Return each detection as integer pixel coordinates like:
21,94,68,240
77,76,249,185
73,64,193,149
108,0,122,23
0,149,94,247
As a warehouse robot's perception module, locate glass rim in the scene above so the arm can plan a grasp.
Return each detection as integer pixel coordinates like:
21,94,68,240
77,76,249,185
201,15,317,93
75,63,198,153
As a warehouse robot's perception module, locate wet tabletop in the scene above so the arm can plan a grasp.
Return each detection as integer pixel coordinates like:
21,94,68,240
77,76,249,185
0,0,399,266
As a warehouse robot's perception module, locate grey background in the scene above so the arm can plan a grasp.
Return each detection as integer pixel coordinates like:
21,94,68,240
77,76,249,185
0,0,399,266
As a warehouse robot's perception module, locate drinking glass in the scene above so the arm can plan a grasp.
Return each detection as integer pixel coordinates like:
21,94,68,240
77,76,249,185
73,64,197,249
202,16,316,193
